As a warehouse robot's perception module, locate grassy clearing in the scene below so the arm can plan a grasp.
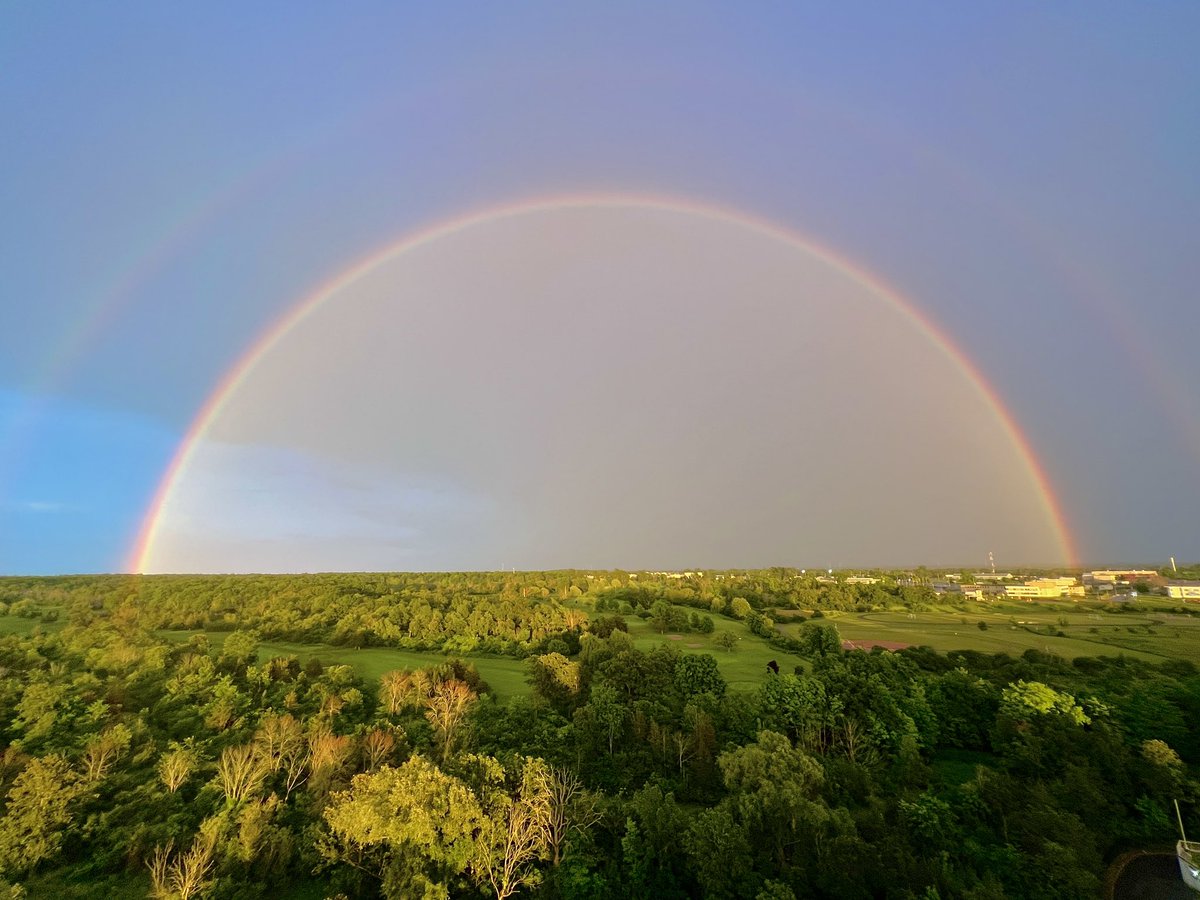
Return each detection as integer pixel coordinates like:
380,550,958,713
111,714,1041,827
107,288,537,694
17,593,1198,692
157,606,803,698
260,640,533,696
785,599,1200,665
0,615,64,636
620,610,809,688
157,630,531,697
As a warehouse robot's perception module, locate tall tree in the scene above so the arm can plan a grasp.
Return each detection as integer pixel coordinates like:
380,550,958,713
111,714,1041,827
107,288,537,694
424,679,477,763
158,743,200,793
0,755,87,876
216,744,265,806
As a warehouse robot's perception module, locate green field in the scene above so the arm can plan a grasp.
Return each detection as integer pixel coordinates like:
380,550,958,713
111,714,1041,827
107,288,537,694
157,631,532,696
0,615,64,636
16,594,1197,708
779,598,1200,665
0,603,806,697
157,607,806,697
618,610,809,687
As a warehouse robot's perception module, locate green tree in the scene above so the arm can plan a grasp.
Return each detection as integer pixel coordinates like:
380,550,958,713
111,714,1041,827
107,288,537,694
324,754,488,896
927,668,997,750
621,786,692,898
649,601,674,634
324,754,553,900
158,742,200,793
757,674,841,754
898,792,954,852
1000,681,1089,726
757,880,798,900
581,683,627,755
13,681,68,745
527,653,582,714
744,611,772,637
219,629,260,669
424,679,477,763
682,805,751,898
594,648,677,703
798,621,841,658
1141,738,1183,769
0,755,87,876
81,723,132,780
468,757,556,900
674,654,726,700
718,730,828,851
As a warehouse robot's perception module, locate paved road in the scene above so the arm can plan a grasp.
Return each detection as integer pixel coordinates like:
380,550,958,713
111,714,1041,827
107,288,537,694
1113,854,1194,900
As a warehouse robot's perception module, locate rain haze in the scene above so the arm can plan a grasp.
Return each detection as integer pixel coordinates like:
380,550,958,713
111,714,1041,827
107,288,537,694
1,4,1197,573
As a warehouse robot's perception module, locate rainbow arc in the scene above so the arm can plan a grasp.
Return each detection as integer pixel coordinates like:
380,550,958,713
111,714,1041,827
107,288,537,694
129,194,1078,572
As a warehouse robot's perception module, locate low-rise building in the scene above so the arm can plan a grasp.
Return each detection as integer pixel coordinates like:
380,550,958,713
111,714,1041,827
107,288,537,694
932,581,987,600
1007,583,1061,599
1167,582,1200,601
1006,577,1083,600
975,572,1014,582
1083,569,1158,585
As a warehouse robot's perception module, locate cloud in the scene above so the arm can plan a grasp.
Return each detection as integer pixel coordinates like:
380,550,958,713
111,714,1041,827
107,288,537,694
6,500,72,513
145,440,497,573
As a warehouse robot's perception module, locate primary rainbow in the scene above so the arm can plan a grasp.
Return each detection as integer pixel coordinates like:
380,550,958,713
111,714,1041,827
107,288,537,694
128,193,1079,571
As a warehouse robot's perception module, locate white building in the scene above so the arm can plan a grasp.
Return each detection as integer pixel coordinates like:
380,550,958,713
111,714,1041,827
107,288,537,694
1167,582,1200,601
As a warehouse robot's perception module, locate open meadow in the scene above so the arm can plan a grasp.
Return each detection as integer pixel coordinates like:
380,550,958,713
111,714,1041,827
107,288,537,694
777,597,1200,665
154,608,809,697
10,593,1198,704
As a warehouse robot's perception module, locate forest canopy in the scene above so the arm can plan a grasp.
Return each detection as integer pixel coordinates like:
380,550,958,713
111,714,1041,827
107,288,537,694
0,570,1194,898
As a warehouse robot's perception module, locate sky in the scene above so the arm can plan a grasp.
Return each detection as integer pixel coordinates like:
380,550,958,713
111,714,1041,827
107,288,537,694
1,2,1197,574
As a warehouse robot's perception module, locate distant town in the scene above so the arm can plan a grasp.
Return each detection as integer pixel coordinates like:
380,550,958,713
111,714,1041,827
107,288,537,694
623,565,1200,602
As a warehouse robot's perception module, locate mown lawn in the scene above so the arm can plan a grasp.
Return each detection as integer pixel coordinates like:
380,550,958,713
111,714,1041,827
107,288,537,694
784,600,1200,665
158,604,804,697
0,614,64,636
620,610,809,688
157,630,531,696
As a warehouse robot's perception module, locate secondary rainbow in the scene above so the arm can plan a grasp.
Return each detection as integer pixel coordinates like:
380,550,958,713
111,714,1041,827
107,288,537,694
128,193,1079,571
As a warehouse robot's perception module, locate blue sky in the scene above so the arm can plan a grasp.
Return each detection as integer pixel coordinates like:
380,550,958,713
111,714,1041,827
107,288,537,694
2,3,1198,572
